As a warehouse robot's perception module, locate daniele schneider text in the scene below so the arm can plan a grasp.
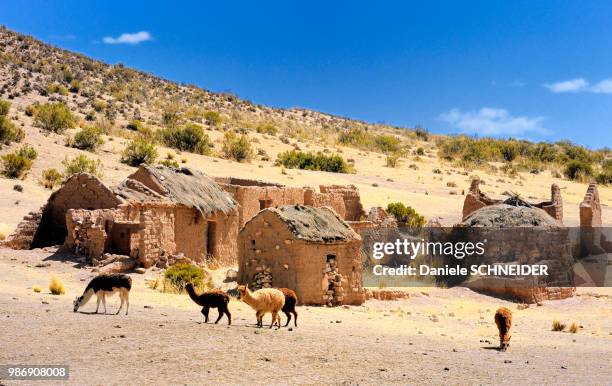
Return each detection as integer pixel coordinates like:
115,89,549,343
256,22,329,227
370,239,549,277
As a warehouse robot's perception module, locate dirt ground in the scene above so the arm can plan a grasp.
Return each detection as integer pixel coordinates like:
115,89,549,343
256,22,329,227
0,247,610,385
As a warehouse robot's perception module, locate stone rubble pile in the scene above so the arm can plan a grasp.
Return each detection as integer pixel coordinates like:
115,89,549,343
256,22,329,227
324,258,344,306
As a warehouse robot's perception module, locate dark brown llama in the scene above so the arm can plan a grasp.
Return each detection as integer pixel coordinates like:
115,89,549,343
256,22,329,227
278,288,298,327
185,283,231,325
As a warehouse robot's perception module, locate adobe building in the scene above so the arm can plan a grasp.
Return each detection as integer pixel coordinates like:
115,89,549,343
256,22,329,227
214,177,365,226
238,205,365,306
6,165,239,268
462,177,563,223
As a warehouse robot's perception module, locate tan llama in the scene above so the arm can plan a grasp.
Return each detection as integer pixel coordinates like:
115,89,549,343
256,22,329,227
494,307,512,351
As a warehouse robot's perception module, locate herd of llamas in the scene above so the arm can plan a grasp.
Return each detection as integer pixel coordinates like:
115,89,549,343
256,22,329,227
73,274,510,349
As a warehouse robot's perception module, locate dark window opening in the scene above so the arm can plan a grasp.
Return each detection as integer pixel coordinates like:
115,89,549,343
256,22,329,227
206,221,217,256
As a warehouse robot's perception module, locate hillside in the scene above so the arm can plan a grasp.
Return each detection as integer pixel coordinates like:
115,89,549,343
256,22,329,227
0,25,610,235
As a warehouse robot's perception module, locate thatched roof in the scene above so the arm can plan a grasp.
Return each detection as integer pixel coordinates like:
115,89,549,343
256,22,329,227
113,178,166,203
137,165,237,215
460,204,561,227
267,205,360,243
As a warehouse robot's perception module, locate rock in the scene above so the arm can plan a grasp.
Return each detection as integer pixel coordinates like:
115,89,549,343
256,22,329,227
224,269,238,283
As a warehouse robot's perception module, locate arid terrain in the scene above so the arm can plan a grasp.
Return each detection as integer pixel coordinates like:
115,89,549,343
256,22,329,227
0,247,611,385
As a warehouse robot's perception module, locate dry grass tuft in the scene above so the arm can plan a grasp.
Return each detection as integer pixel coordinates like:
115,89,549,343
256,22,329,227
33,285,42,293
0,222,11,241
569,322,579,334
552,320,566,332
49,275,65,295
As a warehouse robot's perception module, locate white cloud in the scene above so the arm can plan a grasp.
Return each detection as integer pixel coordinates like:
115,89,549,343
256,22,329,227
544,78,588,93
102,31,152,45
440,107,549,136
590,79,612,94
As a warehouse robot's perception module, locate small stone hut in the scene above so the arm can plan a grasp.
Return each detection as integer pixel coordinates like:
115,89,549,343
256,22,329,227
238,205,365,306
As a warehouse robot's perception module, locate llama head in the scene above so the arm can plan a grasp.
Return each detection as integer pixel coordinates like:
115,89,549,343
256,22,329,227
500,334,511,351
73,295,84,312
236,284,248,300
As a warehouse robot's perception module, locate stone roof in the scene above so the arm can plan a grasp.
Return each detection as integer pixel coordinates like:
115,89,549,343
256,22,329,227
113,178,166,203
460,204,562,227
266,205,360,243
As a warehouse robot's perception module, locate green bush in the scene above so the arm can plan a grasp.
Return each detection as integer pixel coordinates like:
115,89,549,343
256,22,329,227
256,123,278,135
0,99,10,116
385,153,401,168
72,126,104,151
158,159,180,168
33,103,76,133
564,160,593,181
163,263,207,292
374,134,402,154
386,202,425,228
40,168,63,189
221,132,254,162
62,154,103,178
159,124,211,154
595,170,612,185
203,111,222,126
121,137,158,166
1,144,37,179
275,150,353,173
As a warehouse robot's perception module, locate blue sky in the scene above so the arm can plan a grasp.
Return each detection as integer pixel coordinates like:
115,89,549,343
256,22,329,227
2,1,611,148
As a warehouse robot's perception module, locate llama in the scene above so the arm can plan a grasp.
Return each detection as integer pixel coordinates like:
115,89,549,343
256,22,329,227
278,288,298,327
73,274,132,315
236,285,285,329
185,283,231,325
494,307,512,351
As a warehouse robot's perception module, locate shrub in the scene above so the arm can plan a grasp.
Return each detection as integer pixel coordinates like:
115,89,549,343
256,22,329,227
563,160,593,181
69,79,80,93
71,126,103,150
256,123,278,135
203,110,222,126
33,103,76,133
163,263,207,292
33,285,42,293
595,170,612,185
121,137,158,166
386,202,425,228
126,119,144,131
159,124,211,154
569,322,579,334
0,99,10,116
275,150,353,173
416,147,425,156
414,127,429,141
49,275,65,295
158,159,179,168
374,134,402,154
1,145,37,178
62,154,103,178
40,168,63,189
221,132,254,162
385,153,401,168
552,320,566,332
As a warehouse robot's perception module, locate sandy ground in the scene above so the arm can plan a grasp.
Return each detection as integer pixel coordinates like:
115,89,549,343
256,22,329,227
0,247,610,385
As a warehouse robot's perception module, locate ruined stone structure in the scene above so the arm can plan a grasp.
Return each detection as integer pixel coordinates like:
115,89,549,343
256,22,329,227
580,183,601,227
238,205,365,306
462,177,563,223
214,177,365,226
7,165,239,268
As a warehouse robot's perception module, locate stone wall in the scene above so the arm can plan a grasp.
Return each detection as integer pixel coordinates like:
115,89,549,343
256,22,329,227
462,178,563,223
580,183,601,227
4,206,44,249
31,174,122,248
238,210,365,306
319,185,365,221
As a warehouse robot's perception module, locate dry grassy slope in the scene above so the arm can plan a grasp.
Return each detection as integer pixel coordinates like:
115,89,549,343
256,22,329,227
0,26,610,234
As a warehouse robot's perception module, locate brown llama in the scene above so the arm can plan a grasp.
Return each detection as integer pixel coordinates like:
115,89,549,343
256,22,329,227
185,283,231,325
278,288,298,327
236,285,285,329
494,307,512,351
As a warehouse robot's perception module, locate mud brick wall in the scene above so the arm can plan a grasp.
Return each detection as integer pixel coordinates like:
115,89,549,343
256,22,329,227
580,183,601,227
319,185,365,221
64,208,119,261
4,206,44,249
137,206,176,268
537,184,563,222
238,210,365,306
304,189,346,219
31,174,122,248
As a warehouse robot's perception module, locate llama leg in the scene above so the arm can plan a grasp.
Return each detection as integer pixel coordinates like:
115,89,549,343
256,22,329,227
255,310,262,327
284,311,291,327
293,311,298,327
116,296,124,315
270,311,278,329
201,306,210,323
225,308,231,325
95,294,101,313
125,294,129,315
102,293,107,314
214,308,224,324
